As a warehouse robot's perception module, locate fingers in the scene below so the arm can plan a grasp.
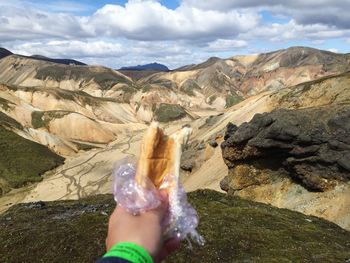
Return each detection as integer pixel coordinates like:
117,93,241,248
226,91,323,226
164,237,181,254
155,237,181,263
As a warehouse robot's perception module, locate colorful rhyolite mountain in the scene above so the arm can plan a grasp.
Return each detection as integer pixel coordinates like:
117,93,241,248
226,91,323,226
0,47,349,237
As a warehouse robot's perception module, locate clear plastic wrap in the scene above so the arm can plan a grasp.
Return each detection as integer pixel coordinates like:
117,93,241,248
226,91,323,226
112,159,205,246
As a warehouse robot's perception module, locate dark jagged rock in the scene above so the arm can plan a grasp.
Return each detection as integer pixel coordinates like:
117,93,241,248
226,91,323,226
180,140,205,172
208,139,218,148
221,105,350,192
224,122,238,140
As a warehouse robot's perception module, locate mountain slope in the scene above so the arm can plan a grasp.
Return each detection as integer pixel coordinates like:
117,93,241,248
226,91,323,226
29,55,86,66
0,112,64,195
0,82,143,155
1,190,349,263
120,62,169,71
0,47,85,65
0,48,12,60
0,47,349,235
139,47,350,109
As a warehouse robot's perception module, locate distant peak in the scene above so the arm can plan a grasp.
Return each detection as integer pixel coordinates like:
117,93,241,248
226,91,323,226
119,62,169,71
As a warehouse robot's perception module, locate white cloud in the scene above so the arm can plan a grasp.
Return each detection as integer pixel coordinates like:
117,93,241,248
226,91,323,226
1,0,349,69
130,41,192,57
11,40,124,58
0,6,88,41
207,39,247,51
184,0,350,29
8,39,196,69
86,1,259,41
327,48,338,53
241,20,349,42
0,1,258,42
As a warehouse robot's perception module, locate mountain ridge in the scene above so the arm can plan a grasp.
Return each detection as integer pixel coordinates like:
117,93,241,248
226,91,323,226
120,62,169,71
0,47,86,66
0,46,349,234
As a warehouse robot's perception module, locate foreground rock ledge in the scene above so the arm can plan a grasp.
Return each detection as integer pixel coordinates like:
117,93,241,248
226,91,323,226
220,105,350,230
1,190,350,263
221,105,350,192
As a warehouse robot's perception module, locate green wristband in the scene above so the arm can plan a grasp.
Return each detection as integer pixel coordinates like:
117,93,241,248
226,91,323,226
103,242,154,263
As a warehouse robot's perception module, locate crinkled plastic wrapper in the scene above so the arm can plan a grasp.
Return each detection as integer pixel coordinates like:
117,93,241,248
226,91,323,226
112,159,205,246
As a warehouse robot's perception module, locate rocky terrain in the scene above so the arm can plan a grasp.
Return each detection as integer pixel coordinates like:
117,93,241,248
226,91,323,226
140,47,350,109
1,190,350,263
221,105,350,192
181,71,350,230
0,46,349,262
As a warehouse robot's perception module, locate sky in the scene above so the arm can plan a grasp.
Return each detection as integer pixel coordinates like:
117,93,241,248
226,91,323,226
1,0,350,69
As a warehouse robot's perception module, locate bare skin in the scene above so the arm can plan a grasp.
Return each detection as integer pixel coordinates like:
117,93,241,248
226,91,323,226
106,191,180,262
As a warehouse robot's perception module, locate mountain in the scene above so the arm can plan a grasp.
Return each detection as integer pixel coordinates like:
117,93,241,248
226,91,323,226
120,62,169,71
119,63,170,80
140,46,350,109
0,47,85,65
0,48,12,59
29,55,86,66
1,190,350,263
0,46,349,234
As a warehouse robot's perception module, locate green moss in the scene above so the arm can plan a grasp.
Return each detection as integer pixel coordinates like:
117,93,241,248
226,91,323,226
0,190,349,263
167,190,350,262
225,94,242,108
150,79,176,89
180,80,200,96
74,142,98,151
118,85,138,103
154,103,187,123
0,126,64,192
208,95,217,105
31,111,71,129
0,112,23,130
0,97,13,111
142,84,153,93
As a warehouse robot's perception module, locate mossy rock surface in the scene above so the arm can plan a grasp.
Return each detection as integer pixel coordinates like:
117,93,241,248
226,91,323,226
1,190,349,263
208,95,217,105
0,112,23,130
31,110,72,129
154,103,187,123
0,126,64,192
0,97,14,111
225,94,242,108
180,79,200,96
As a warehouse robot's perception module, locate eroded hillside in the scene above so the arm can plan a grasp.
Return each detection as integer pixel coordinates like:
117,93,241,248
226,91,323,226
0,47,349,233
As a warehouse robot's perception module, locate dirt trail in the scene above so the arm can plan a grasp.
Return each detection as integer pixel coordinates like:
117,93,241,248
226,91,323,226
0,92,273,213
0,131,144,212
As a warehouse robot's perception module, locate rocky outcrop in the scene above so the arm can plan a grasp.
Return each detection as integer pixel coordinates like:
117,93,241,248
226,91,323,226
221,105,350,192
220,105,350,230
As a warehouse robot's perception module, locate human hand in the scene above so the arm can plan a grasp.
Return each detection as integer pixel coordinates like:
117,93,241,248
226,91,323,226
105,191,180,263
